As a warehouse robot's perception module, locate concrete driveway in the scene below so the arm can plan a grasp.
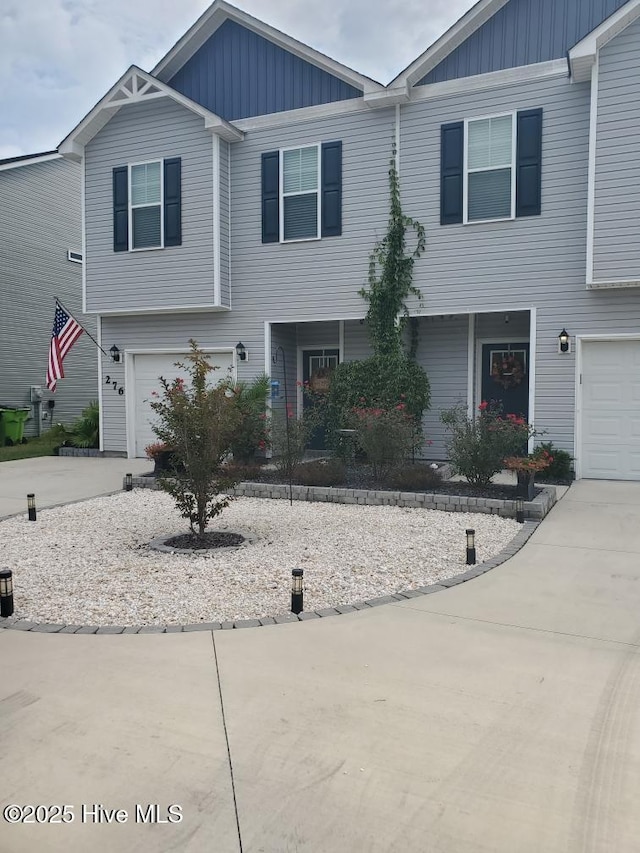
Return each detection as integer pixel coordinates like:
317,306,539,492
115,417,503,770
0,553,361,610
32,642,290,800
1,464,639,852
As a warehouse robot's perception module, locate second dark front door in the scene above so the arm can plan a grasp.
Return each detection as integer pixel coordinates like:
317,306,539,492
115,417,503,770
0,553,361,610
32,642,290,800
302,349,339,450
480,342,530,421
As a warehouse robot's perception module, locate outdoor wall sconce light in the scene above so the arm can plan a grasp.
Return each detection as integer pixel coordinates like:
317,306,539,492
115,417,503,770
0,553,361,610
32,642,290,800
27,493,36,522
125,473,133,492
558,329,571,354
109,345,121,363
516,498,524,524
466,529,476,565
0,569,14,618
291,568,304,614
235,341,248,362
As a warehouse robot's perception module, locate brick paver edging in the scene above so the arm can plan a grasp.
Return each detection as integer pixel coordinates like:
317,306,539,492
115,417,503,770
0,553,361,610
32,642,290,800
0,521,540,635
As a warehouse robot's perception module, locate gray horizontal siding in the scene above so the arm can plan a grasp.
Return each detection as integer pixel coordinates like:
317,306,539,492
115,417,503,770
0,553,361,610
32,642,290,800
593,16,640,282
400,72,640,455
296,321,339,349
229,107,395,322
420,0,627,84
85,99,216,313
0,158,97,436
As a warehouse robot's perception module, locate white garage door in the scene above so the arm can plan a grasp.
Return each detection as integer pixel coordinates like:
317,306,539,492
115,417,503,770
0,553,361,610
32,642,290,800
581,340,640,480
132,351,234,457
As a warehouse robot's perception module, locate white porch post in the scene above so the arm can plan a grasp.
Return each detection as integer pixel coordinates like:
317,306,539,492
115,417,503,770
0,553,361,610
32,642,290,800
467,313,475,418
528,307,537,453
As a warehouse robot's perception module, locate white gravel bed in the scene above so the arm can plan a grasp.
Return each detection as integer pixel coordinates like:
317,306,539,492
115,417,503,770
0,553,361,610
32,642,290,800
0,492,520,626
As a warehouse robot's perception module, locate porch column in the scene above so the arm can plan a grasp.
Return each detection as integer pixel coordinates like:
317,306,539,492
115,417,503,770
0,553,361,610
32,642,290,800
467,313,475,418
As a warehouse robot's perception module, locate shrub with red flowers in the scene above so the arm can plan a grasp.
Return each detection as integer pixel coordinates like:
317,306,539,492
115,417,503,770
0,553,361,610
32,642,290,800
441,401,536,487
149,340,242,536
348,403,419,479
504,448,553,474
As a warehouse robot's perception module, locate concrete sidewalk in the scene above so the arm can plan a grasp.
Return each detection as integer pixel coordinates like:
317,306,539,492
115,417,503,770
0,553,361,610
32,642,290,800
1,471,640,852
0,456,149,518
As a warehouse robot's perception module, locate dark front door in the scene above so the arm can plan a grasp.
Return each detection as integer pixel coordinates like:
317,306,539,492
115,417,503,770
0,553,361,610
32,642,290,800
481,342,530,420
302,349,339,450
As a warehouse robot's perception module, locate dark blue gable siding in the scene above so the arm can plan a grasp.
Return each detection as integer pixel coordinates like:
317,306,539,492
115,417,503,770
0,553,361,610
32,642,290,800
418,0,629,85
168,20,362,120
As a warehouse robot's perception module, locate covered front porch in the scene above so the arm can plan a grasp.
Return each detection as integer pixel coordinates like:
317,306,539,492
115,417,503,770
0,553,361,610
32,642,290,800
267,309,534,459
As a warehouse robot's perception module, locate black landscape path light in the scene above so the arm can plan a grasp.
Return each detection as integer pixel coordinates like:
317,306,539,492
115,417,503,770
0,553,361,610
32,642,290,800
27,493,36,522
291,568,304,614
125,473,133,491
0,570,14,618
466,529,476,565
516,498,524,524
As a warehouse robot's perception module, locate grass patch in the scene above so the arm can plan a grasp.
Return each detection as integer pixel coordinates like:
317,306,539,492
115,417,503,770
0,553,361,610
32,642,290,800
0,431,64,463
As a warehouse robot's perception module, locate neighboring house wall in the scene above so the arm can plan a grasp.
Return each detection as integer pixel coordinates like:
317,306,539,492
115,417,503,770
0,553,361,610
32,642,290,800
168,19,362,120
592,14,640,283
85,99,216,313
419,0,628,84
0,157,96,436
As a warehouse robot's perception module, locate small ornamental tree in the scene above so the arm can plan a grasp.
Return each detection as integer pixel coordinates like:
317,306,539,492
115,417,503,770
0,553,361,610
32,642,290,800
149,340,242,536
326,144,431,444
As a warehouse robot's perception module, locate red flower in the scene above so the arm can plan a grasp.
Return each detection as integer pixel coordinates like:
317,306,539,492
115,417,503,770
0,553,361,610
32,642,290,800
478,401,488,411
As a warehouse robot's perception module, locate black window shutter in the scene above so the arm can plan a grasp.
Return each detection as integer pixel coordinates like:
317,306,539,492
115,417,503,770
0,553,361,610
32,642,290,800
440,122,464,225
516,109,542,218
164,157,182,246
113,166,128,252
321,140,342,237
262,151,280,243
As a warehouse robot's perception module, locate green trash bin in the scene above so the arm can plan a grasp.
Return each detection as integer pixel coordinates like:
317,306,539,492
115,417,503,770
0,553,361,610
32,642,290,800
0,408,30,445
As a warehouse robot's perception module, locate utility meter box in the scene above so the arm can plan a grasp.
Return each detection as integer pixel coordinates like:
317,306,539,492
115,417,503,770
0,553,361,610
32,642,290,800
30,386,43,402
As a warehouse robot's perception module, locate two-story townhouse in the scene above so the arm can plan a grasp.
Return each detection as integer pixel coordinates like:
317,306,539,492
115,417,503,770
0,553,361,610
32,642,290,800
0,151,97,436
59,0,640,481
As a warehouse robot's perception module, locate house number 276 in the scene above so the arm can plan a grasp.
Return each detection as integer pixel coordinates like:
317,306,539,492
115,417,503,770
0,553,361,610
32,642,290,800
105,376,125,395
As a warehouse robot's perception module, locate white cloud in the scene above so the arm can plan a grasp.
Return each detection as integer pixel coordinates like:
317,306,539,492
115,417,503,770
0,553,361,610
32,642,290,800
0,0,476,156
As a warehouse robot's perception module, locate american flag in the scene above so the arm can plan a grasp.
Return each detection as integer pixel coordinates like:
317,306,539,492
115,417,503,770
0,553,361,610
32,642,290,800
46,302,84,391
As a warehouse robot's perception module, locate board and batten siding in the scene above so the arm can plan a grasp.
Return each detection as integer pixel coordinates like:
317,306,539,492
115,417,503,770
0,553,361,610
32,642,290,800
85,99,216,313
400,71,640,455
592,15,640,283
0,157,97,436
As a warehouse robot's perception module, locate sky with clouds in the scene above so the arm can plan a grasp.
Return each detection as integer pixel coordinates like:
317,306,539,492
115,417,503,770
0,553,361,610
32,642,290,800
0,0,479,159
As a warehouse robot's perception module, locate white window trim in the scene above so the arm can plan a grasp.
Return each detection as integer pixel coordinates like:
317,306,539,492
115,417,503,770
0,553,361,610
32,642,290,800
128,159,164,252
278,143,322,243
463,111,517,225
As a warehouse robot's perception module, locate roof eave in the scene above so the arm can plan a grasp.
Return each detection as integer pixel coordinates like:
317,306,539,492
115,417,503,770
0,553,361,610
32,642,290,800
568,0,640,82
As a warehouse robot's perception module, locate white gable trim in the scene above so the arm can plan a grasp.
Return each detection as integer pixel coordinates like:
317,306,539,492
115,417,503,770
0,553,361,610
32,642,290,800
0,152,61,172
152,0,382,95
569,0,640,82
58,65,243,161
385,0,510,93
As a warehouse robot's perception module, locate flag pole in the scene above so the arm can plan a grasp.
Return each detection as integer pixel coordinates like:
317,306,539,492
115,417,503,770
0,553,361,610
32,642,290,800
54,297,108,357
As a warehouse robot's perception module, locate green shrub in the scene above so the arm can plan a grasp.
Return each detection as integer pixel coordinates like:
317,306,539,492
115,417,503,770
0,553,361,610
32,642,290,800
294,458,346,486
271,406,313,480
69,401,99,448
348,404,418,479
534,442,574,482
383,463,443,491
219,374,270,462
441,402,534,487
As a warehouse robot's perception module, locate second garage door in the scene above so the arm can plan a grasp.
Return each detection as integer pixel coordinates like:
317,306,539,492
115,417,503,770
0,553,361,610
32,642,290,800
581,340,640,480
132,351,234,457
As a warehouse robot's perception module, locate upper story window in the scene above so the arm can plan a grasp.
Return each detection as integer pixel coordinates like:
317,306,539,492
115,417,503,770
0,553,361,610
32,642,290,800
441,109,542,226
466,115,514,222
130,161,162,249
262,141,342,244
113,158,181,253
281,146,320,241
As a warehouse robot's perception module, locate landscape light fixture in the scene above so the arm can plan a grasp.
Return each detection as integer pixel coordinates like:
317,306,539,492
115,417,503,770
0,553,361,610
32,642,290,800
125,473,133,492
516,498,524,524
235,341,248,362
291,568,304,615
558,329,570,354
27,493,36,522
0,569,13,618
466,529,476,565
109,345,121,363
